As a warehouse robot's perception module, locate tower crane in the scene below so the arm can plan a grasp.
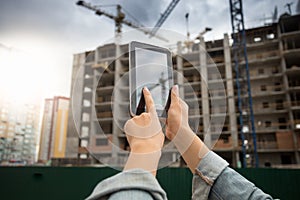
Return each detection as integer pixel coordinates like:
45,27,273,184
149,0,181,37
285,2,294,15
76,1,168,42
229,0,258,168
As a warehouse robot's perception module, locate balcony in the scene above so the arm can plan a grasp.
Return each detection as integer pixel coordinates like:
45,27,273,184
250,84,285,97
247,50,280,62
282,33,300,52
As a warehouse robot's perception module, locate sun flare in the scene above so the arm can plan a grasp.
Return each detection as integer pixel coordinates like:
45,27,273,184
0,45,54,105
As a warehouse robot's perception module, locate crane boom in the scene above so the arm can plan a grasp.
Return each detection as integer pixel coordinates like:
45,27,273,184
77,1,168,42
150,0,180,37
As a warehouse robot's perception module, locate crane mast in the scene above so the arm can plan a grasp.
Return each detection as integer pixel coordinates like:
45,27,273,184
229,0,259,168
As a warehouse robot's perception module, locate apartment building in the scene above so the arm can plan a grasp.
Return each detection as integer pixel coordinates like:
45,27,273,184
67,14,300,167
0,101,40,164
38,97,70,162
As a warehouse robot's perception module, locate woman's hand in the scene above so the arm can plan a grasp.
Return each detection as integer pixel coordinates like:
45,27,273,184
125,87,164,153
165,85,191,140
166,85,209,173
124,87,164,176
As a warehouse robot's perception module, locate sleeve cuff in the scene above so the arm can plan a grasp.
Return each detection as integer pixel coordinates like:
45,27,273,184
192,151,229,200
85,169,167,200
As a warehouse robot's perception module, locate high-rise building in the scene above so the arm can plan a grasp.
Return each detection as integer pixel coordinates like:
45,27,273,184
38,97,69,162
0,100,40,165
66,14,300,167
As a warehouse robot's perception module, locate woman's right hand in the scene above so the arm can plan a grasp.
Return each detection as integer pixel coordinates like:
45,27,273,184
166,85,209,173
166,85,191,140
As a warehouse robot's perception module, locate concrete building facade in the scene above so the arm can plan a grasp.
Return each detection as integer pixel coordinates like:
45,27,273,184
67,14,300,167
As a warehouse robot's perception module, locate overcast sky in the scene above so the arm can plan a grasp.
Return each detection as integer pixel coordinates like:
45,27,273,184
0,0,298,101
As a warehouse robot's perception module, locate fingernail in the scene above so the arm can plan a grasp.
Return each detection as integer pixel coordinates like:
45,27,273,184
143,87,150,94
173,85,179,96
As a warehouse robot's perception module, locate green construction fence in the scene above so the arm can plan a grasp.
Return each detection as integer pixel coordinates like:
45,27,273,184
0,167,299,200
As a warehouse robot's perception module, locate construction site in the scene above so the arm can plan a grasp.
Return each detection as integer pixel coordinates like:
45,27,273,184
1,0,300,199
62,1,300,168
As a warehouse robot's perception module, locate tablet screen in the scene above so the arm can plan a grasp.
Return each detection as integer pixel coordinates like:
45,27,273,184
130,42,173,117
135,47,169,111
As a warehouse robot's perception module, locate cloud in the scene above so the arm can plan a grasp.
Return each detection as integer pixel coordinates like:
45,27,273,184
159,0,231,40
0,0,294,98
0,0,70,36
0,0,115,50
0,43,10,51
0,0,288,45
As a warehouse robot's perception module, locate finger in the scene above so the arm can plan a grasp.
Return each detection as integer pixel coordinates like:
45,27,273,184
179,99,189,110
170,85,180,107
143,87,155,113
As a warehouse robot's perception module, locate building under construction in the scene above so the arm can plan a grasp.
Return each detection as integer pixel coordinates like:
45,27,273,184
66,14,300,168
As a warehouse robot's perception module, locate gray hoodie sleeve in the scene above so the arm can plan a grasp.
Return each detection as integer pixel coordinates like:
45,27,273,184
192,151,273,200
85,169,167,200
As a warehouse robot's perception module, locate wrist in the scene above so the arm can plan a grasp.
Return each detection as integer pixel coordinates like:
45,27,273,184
130,141,162,154
172,126,196,154
168,123,191,140
124,150,162,176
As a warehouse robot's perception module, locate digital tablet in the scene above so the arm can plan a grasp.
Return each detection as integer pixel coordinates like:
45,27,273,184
129,41,173,117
